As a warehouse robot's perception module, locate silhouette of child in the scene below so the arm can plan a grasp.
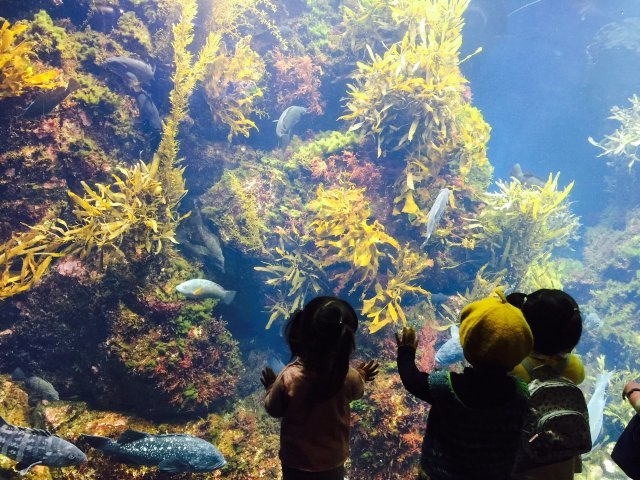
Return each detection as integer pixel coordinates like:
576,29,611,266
508,289,586,480
262,296,379,480
397,289,533,480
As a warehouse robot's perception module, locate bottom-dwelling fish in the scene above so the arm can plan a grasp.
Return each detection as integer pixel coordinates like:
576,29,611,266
0,416,87,475
12,368,59,402
82,430,226,473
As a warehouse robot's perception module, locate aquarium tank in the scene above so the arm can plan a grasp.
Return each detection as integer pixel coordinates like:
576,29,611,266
1,0,640,478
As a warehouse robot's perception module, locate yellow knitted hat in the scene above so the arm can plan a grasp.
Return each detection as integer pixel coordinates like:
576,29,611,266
459,289,533,370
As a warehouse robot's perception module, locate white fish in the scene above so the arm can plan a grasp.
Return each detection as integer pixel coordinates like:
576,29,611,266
175,279,236,304
435,325,464,366
587,371,612,448
421,188,451,247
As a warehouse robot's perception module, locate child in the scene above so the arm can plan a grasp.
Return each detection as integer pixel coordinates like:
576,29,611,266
508,289,588,480
261,296,379,480
396,289,533,480
611,379,640,479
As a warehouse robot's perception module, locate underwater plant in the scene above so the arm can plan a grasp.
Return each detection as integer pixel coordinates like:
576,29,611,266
255,227,327,329
0,0,220,300
0,19,60,100
272,48,325,115
204,36,266,141
469,175,579,290
361,246,433,333
340,0,479,158
308,184,400,292
589,95,640,171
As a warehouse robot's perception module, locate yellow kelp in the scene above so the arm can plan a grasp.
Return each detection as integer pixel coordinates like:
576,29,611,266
254,228,326,329
469,174,579,290
0,19,59,100
589,94,640,171
340,0,476,157
308,184,399,291
362,247,433,333
204,36,265,141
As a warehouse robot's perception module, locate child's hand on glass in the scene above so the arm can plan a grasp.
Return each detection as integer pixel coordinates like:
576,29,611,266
395,326,418,349
261,367,277,390
357,360,380,382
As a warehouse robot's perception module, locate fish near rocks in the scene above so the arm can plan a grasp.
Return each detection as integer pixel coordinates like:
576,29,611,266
192,205,225,272
82,430,226,473
12,368,59,402
434,325,464,366
22,78,81,119
275,105,307,147
103,57,155,91
0,416,86,475
135,91,162,133
175,279,236,304
510,163,546,188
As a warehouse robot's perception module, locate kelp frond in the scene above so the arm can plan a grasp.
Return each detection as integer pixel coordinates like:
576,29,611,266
470,174,580,290
254,228,326,329
308,184,399,291
362,246,433,333
589,94,640,171
0,19,60,100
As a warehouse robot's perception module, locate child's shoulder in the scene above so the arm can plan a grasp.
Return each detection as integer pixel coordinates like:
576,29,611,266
563,353,585,384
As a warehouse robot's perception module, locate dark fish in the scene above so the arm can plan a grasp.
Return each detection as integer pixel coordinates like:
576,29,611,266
275,105,307,147
135,91,162,133
22,79,81,119
82,430,226,473
0,416,86,475
193,206,225,272
103,57,155,90
89,3,124,32
510,163,546,188
12,368,59,402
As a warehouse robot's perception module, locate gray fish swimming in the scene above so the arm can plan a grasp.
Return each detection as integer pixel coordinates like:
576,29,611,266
103,57,155,90
434,325,465,366
193,207,225,272
82,430,226,473
22,79,81,119
12,368,59,402
135,91,162,133
510,163,546,188
89,2,123,31
0,416,86,475
275,105,307,147
175,279,236,304
584,311,603,332
421,188,450,248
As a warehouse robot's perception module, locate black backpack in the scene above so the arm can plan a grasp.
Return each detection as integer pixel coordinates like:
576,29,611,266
513,357,592,471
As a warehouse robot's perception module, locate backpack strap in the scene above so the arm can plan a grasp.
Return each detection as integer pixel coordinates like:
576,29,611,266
428,370,457,405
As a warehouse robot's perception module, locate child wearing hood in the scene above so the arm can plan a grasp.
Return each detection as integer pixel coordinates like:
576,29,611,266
396,289,533,480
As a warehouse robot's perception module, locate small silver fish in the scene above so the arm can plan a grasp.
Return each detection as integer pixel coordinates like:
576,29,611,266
175,279,236,304
421,188,451,247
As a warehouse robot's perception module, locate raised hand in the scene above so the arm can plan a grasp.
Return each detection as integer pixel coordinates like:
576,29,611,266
357,360,380,382
261,367,277,389
395,326,418,349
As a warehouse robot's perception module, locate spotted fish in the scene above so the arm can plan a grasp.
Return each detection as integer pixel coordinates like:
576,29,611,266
82,430,226,473
0,416,86,475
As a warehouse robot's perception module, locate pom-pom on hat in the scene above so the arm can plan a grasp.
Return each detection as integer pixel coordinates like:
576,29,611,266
459,289,533,370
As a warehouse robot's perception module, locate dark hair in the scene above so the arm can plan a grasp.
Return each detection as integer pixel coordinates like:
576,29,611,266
507,289,582,355
284,296,358,400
